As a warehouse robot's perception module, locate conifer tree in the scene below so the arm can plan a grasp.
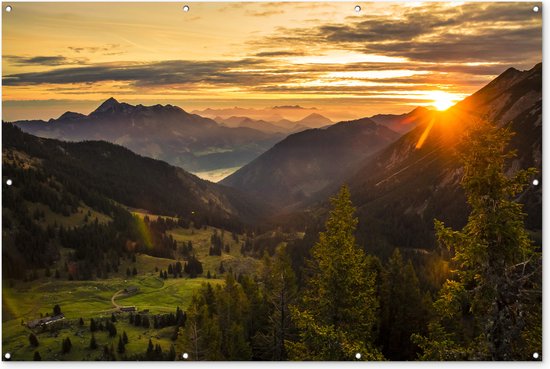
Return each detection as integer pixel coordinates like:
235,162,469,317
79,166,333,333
90,318,97,332
288,186,382,360
29,333,39,347
61,337,72,354
90,334,97,349
380,249,429,360
168,345,176,361
413,121,541,360
117,336,125,353
254,244,297,360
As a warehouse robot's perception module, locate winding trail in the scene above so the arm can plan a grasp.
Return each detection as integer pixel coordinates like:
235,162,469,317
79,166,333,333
111,289,125,309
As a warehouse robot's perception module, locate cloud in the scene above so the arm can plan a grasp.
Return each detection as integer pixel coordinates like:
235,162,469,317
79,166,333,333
68,44,123,55
359,25,541,63
5,55,87,66
246,9,284,17
261,2,541,66
2,58,295,87
255,50,305,57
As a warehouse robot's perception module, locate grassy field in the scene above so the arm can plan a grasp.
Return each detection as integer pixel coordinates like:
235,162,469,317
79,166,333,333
2,272,221,360
2,224,263,361
2,243,229,361
167,226,262,277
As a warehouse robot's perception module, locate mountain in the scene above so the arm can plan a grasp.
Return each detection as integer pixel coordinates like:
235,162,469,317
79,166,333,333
369,107,434,134
214,114,334,135
294,113,333,128
215,116,289,134
221,118,399,208
341,63,542,253
11,98,285,174
2,124,273,226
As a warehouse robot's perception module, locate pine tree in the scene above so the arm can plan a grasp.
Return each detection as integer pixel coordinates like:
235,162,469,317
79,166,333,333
117,336,125,353
288,186,383,360
61,337,72,354
253,244,297,360
168,345,176,361
90,318,97,332
108,321,117,337
29,333,39,347
122,331,129,344
33,351,41,361
90,334,98,349
146,338,154,360
413,121,541,360
380,249,429,360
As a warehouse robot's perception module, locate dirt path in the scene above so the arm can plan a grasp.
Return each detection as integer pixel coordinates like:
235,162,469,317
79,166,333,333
111,289,125,309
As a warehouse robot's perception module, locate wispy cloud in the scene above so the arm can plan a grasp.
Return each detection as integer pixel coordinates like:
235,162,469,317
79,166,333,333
5,55,88,66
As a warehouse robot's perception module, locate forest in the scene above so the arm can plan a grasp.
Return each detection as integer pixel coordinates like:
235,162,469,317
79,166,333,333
176,121,541,361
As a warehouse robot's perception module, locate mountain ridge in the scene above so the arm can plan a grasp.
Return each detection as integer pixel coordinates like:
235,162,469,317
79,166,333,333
221,117,399,208
11,99,285,174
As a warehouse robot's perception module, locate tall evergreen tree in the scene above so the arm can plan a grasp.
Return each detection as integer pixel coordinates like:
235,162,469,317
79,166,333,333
288,186,382,360
379,249,430,360
253,245,297,360
413,121,541,360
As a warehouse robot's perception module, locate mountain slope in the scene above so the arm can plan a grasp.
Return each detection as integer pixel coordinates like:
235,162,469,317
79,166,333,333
2,124,272,226
342,63,542,252
12,98,285,173
369,107,434,134
221,118,399,208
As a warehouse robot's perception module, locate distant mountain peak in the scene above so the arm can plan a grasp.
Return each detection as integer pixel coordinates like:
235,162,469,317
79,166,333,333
92,97,121,114
296,113,333,127
303,112,326,119
57,111,86,121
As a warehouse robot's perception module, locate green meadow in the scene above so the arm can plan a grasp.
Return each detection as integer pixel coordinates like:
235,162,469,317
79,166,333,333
2,224,259,361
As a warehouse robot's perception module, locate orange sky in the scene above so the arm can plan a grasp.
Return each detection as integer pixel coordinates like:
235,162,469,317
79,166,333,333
2,2,542,121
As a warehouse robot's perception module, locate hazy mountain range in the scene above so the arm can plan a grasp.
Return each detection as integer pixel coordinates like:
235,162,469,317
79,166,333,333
213,113,333,134
10,98,285,175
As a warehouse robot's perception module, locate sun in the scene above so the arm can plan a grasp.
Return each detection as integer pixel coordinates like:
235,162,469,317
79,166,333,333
428,91,457,111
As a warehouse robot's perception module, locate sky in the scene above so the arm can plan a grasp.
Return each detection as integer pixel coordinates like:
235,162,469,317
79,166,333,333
1,1,542,122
